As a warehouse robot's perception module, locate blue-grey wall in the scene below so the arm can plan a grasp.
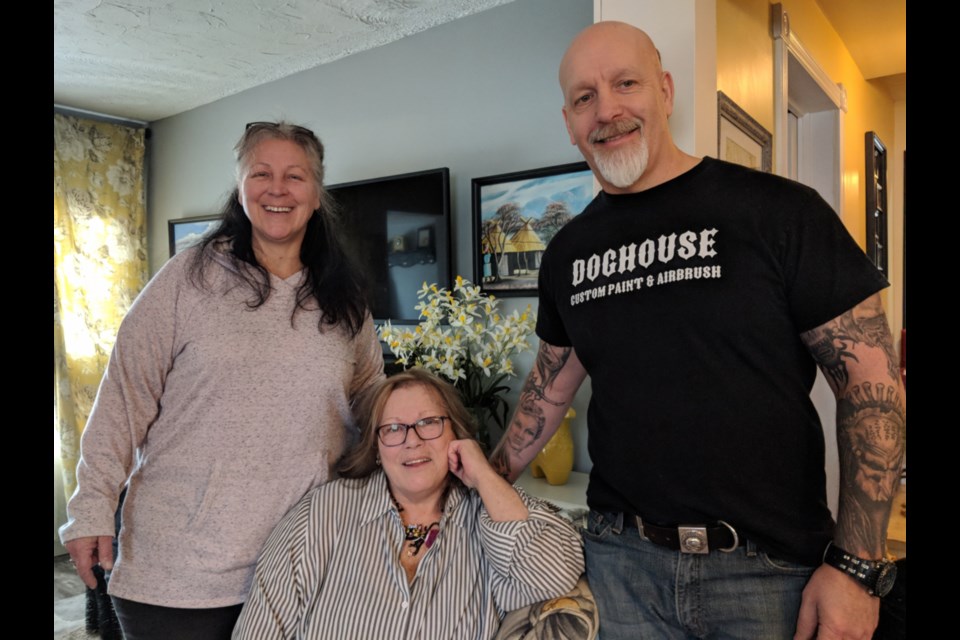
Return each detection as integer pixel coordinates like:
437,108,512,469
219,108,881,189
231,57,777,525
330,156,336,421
147,0,595,471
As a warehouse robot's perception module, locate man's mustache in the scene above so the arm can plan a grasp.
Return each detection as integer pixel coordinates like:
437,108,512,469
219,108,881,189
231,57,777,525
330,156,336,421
589,119,642,144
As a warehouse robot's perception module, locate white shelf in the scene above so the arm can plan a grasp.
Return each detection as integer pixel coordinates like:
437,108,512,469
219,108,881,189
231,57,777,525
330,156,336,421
515,469,589,514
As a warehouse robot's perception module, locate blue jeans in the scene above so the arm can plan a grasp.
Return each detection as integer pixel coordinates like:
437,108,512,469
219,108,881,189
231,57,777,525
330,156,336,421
583,511,814,639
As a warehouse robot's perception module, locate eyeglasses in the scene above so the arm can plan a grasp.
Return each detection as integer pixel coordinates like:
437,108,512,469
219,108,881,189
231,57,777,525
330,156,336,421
244,121,316,137
377,416,449,447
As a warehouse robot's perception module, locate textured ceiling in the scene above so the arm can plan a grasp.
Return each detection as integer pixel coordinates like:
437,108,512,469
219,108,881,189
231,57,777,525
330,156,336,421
54,0,905,124
54,0,514,123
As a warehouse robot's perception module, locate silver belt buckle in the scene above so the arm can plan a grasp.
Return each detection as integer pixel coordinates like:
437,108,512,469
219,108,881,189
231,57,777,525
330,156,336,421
678,526,709,554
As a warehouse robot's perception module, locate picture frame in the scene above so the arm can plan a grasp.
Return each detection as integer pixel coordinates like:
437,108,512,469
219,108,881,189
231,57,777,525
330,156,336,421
717,91,772,173
168,215,219,257
865,131,888,274
417,225,434,250
472,161,593,296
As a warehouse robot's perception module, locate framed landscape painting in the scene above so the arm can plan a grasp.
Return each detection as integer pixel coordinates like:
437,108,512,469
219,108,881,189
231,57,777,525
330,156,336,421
472,162,593,296
168,215,219,257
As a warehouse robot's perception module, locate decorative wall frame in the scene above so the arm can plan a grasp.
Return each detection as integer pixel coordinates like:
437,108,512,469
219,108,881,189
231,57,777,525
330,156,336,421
865,131,888,274
472,162,593,296
168,215,219,257
900,150,906,389
717,91,773,173
417,225,435,250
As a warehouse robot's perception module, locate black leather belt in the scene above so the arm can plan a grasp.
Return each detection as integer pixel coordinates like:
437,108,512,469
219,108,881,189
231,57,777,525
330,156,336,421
625,515,741,554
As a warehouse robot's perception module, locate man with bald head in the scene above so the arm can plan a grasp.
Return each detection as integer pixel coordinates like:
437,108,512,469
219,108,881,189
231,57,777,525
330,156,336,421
490,21,904,639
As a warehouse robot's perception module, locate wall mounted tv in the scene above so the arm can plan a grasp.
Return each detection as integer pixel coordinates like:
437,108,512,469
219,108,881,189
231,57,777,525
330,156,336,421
328,167,452,323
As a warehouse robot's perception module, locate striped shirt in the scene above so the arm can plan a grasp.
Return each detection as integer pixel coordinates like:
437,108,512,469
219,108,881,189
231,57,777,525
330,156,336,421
232,470,584,639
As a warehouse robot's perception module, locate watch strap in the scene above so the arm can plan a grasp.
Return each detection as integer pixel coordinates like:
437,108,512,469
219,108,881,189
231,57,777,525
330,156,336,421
822,542,897,597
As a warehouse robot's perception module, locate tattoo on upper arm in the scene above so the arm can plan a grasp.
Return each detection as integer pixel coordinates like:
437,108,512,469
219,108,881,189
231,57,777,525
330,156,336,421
522,343,573,406
801,297,899,389
804,327,858,389
836,381,906,556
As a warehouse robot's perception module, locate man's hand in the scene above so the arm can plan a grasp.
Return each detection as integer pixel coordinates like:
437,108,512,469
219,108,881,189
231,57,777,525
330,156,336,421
65,535,114,589
794,564,880,640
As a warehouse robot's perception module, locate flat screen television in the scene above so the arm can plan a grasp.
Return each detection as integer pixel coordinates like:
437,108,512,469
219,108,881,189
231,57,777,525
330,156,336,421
328,168,452,324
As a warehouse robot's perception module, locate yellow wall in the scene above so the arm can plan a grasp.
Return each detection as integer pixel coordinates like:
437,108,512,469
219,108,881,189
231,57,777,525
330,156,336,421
716,0,774,134
717,0,901,328
890,99,906,336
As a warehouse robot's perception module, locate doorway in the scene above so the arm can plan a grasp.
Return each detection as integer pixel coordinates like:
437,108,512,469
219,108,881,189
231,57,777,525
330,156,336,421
773,3,846,518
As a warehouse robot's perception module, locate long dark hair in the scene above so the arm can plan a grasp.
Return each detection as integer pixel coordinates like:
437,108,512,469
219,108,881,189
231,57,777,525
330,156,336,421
190,122,367,336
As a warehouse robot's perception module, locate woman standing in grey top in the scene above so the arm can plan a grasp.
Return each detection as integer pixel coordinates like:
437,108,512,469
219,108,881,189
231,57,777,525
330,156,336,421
60,122,384,639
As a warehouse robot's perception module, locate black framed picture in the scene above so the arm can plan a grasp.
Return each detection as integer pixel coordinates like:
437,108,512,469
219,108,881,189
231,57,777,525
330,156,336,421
417,225,434,250
168,215,219,257
865,131,888,274
472,162,593,296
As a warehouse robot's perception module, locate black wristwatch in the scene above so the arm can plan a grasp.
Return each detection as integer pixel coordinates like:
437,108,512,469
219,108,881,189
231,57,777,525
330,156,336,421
822,542,897,597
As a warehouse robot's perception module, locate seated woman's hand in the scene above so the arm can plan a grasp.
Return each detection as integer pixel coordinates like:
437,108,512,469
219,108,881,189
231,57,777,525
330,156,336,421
448,439,529,522
447,438,494,490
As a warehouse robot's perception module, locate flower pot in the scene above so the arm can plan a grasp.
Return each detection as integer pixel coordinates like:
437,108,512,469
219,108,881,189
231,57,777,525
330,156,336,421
531,408,575,485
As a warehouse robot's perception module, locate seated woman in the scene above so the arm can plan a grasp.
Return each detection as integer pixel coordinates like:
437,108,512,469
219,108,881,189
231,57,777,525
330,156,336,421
233,368,584,639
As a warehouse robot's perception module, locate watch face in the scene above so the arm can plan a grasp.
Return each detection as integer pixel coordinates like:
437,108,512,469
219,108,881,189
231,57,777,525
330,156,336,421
874,563,898,597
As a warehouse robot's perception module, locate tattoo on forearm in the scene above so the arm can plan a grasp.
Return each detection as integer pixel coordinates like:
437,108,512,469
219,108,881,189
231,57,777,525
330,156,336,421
490,399,547,479
489,446,511,480
836,381,906,556
489,344,573,479
507,401,545,454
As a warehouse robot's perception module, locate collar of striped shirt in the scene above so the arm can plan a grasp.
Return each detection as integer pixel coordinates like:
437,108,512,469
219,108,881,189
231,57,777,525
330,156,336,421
357,470,471,530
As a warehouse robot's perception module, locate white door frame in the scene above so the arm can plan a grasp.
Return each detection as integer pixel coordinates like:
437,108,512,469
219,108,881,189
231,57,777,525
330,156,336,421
772,3,846,211
772,3,850,518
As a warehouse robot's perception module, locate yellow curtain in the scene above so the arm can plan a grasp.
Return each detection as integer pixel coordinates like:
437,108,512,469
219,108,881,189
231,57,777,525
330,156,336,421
54,113,148,501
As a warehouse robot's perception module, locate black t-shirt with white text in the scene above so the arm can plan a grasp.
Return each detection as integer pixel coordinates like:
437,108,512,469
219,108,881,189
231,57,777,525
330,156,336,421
537,157,888,565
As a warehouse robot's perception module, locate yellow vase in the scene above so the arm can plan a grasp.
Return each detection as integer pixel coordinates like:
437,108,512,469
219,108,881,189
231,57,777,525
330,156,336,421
531,408,576,485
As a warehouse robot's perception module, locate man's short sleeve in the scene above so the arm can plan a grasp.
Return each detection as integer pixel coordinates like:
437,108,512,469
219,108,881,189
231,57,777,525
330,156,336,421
535,245,573,347
781,188,889,332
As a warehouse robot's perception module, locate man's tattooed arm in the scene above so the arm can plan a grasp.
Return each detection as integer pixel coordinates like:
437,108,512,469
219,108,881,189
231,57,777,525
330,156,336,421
800,293,906,558
802,294,899,391
489,342,587,481
523,342,573,406
836,382,905,555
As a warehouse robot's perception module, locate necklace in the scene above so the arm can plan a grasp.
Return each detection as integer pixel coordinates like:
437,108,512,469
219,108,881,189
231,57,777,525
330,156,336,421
402,522,440,557
389,488,441,557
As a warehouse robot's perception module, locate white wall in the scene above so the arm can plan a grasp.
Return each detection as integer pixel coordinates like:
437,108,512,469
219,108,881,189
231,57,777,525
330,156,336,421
595,0,717,157
147,0,596,471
